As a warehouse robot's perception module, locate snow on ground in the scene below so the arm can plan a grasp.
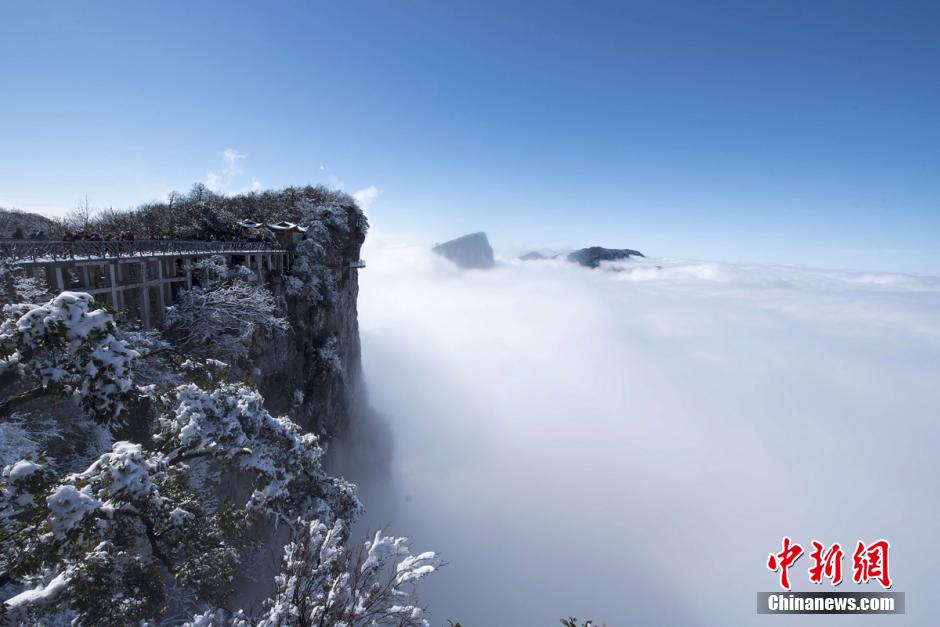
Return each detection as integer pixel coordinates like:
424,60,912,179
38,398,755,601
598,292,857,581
0,417,39,466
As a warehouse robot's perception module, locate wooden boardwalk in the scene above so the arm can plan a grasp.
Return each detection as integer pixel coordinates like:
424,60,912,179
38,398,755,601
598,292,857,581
2,240,287,329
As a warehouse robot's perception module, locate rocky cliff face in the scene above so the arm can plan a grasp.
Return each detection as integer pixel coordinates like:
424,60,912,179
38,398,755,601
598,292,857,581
253,204,367,439
0,189,381,620
567,246,644,268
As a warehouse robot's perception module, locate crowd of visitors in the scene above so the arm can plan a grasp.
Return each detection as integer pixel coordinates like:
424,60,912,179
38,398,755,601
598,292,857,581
6,226,273,244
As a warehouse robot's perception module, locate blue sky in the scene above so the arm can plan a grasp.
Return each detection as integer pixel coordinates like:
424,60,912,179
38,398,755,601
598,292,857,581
1,1,937,272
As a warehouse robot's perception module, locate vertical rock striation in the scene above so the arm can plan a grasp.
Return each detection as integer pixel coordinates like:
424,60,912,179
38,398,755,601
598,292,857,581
254,203,368,438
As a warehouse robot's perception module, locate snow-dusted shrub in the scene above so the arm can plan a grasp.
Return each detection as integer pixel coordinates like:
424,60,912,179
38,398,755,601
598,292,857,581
164,281,287,361
232,264,257,282
256,519,439,627
183,519,439,627
296,199,352,235
192,254,230,288
560,618,605,627
317,335,344,376
284,200,360,304
0,378,360,624
0,191,430,625
89,184,365,242
157,382,360,523
0,292,138,423
286,238,336,303
0,443,244,624
285,274,305,296
114,327,189,393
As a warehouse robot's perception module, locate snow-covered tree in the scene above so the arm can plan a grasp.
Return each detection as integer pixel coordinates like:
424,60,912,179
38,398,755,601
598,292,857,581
0,321,438,625
189,255,232,289
88,184,365,243
285,238,336,303
0,377,362,624
0,287,367,623
0,191,435,625
317,335,344,378
0,440,243,624
232,264,257,283
560,619,606,627
257,519,439,627
284,200,359,304
165,281,287,361
184,519,439,627
0,292,138,423
157,382,360,523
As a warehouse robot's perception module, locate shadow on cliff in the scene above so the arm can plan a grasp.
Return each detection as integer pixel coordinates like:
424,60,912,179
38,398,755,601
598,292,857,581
326,382,404,533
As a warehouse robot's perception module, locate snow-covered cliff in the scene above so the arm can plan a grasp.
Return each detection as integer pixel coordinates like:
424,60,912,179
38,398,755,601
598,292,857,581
254,202,367,438
0,188,440,625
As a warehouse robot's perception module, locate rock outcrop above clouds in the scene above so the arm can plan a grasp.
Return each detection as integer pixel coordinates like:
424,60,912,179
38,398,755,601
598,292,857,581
519,251,548,261
433,232,495,269
518,249,566,261
566,246,644,268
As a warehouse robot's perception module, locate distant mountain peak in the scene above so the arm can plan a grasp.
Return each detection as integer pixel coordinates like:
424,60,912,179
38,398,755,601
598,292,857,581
432,232,495,269
567,246,645,268
518,248,567,261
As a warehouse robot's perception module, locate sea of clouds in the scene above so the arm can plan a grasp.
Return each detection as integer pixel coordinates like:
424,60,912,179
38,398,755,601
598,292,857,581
345,235,940,626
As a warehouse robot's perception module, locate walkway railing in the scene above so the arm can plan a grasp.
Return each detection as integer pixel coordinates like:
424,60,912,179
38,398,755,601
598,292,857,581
0,239,283,263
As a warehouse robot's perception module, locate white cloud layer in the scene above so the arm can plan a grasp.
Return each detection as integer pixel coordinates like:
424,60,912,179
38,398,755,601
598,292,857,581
352,185,379,216
349,239,940,625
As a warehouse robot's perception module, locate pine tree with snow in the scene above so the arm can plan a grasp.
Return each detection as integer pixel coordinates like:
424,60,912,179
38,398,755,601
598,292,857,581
0,290,437,625
0,291,138,423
